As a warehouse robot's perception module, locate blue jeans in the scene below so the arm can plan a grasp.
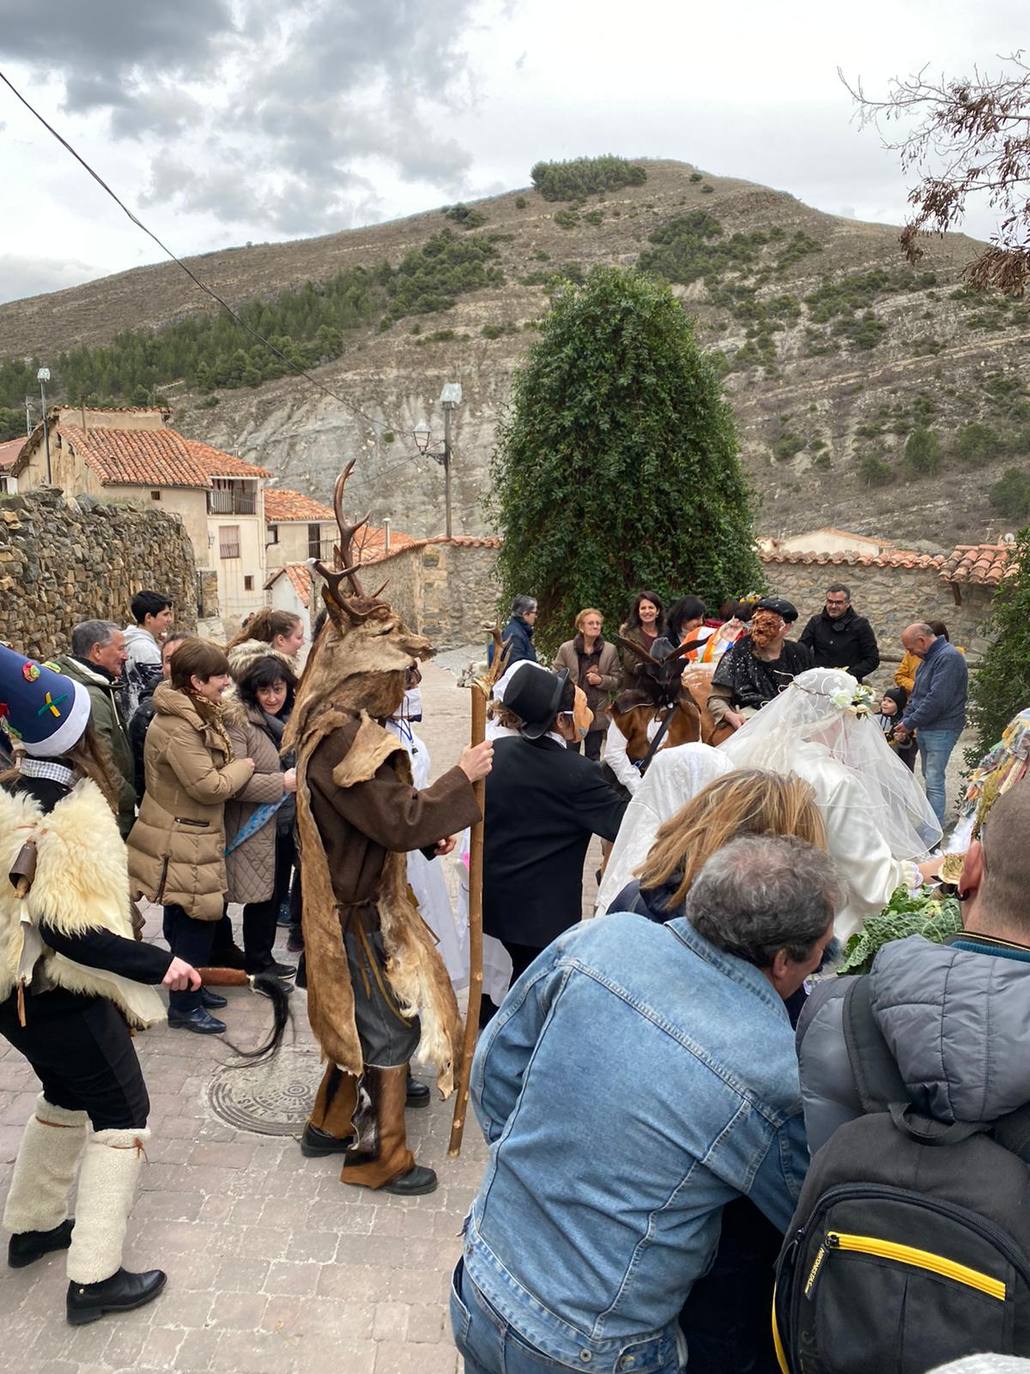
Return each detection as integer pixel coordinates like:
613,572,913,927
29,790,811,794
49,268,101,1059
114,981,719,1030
917,727,962,828
450,1259,685,1374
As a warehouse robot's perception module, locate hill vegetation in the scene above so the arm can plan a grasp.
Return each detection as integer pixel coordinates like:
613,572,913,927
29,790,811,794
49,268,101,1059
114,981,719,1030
3,157,1029,545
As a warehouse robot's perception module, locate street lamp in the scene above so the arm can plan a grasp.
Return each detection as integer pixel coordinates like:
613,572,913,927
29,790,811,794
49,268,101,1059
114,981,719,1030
37,367,52,484
412,383,462,538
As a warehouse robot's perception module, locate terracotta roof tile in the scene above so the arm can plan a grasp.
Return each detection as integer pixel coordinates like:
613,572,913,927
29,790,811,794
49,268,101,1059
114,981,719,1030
263,488,336,522
60,425,211,489
759,547,945,572
939,542,1016,586
185,439,269,478
0,437,24,469
265,562,313,608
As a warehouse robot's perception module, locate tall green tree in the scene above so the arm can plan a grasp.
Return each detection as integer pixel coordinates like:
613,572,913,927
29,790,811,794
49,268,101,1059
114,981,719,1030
967,526,1030,760
491,265,762,655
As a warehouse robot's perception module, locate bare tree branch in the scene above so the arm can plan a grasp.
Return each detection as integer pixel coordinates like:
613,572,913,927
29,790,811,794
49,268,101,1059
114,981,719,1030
841,54,1030,294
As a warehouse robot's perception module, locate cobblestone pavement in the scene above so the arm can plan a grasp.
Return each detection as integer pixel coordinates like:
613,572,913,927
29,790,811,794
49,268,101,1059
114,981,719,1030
0,658,488,1374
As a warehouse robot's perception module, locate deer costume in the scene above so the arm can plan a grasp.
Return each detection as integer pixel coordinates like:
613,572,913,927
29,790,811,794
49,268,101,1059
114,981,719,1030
286,464,480,1195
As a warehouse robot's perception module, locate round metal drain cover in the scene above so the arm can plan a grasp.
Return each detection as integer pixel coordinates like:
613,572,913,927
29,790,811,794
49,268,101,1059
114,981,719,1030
208,1045,323,1136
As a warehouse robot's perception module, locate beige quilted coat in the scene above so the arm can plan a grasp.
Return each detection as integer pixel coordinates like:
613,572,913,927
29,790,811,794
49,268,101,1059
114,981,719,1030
223,707,287,905
127,684,254,920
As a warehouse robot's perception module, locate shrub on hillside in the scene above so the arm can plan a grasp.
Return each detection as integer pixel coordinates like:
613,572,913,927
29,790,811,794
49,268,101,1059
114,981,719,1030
859,453,892,486
904,426,943,475
989,468,1030,520
530,156,647,201
443,203,487,229
955,421,999,462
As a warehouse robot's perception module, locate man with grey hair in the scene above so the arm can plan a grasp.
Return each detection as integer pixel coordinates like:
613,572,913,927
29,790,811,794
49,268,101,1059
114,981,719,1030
451,834,839,1374
55,621,136,836
893,621,968,827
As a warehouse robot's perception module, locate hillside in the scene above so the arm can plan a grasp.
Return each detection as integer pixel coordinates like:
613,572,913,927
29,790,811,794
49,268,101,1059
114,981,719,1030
3,158,1029,546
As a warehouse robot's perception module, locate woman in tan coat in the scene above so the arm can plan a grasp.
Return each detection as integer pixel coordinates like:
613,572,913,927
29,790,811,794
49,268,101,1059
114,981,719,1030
552,608,620,761
224,656,298,980
128,639,254,1035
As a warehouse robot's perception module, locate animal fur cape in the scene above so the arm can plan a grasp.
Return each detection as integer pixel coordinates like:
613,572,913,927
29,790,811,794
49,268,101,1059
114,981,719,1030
0,780,164,1028
292,703,463,1095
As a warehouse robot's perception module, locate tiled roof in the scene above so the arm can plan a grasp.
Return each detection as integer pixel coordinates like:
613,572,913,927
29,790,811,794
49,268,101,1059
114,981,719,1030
186,439,270,479
365,532,502,564
0,437,24,469
59,425,211,489
265,562,313,608
356,525,418,561
760,546,944,572
263,488,336,523
939,542,1015,587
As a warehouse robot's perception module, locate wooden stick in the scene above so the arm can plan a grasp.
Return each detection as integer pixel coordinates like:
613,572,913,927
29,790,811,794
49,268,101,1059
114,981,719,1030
449,685,487,1157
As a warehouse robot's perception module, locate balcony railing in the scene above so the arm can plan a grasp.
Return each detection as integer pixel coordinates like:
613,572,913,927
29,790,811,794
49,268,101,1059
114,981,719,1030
208,488,257,515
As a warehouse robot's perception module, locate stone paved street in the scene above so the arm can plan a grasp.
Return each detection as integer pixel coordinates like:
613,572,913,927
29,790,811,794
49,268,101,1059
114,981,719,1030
0,658,488,1374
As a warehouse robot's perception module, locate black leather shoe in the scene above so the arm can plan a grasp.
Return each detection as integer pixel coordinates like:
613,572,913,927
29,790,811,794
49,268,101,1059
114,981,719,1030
254,976,293,999
67,1267,167,1325
300,1124,355,1158
405,1075,431,1109
199,988,228,1010
167,1007,225,1034
383,1165,438,1196
8,1218,74,1268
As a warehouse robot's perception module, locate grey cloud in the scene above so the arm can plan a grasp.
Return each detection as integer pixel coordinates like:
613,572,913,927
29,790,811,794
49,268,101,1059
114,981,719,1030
0,253,103,305
0,0,235,94
3,0,488,234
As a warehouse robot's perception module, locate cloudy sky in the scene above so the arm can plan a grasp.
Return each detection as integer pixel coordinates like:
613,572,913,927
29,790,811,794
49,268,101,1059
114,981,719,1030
0,0,1022,305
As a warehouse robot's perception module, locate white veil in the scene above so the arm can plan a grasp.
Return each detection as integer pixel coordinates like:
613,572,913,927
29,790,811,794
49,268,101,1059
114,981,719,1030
719,667,942,860
595,743,732,914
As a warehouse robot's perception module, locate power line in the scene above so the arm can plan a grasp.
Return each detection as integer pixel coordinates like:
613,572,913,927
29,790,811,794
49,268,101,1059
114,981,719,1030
0,68,405,443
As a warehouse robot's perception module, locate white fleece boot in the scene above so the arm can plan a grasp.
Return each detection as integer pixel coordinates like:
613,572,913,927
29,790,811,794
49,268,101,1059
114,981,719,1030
66,1127,166,1325
4,1094,87,1267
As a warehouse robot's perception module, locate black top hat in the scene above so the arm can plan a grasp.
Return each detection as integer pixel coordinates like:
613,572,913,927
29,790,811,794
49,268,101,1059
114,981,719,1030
755,595,798,624
505,664,569,739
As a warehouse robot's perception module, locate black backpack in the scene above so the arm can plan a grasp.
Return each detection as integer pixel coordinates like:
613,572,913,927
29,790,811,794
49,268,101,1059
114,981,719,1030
773,977,1030,1373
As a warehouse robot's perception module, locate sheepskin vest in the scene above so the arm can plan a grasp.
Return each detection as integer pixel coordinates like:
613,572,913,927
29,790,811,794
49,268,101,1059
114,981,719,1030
0,779,164,1028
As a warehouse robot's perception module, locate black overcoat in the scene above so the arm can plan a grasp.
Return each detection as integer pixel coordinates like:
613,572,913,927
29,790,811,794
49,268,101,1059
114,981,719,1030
483,735,627,950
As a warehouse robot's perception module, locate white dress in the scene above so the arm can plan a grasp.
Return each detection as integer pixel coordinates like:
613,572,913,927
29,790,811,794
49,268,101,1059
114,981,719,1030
385,718,469,992
595,743,732,915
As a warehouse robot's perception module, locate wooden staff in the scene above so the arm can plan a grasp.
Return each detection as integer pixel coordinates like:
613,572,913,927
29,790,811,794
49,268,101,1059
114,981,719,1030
449,630,507,1157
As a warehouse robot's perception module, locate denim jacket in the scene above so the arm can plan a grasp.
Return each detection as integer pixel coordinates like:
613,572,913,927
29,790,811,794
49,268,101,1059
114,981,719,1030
465,913,809,1370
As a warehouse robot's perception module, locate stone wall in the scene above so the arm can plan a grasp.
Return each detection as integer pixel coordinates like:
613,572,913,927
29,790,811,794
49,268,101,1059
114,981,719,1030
0,488,198,659
372,538,502,649
762,560,995,662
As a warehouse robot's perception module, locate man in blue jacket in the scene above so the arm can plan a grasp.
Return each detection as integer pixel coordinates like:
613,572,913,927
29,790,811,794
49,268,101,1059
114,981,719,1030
452,834,839,1374
894,622,968,826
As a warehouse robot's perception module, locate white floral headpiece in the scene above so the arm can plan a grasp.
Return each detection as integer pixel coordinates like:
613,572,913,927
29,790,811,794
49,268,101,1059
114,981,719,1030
828,682,876,718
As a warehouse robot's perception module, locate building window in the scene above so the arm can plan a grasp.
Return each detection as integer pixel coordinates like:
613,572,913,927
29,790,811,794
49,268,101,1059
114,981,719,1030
308,523,322,559
219,525,241,559
208,477,256,515
244,575,254,591
151,490,161,501
267,524,278,545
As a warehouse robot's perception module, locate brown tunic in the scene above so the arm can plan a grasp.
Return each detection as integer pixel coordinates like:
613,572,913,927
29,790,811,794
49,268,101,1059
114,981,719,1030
305,718,480,906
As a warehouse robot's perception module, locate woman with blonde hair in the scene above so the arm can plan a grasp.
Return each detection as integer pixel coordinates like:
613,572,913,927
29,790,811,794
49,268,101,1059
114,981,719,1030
606,768,827,923
552,607,620,760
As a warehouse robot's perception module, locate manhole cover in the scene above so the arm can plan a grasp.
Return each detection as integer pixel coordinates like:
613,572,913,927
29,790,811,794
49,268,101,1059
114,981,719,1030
208,1045,324,1136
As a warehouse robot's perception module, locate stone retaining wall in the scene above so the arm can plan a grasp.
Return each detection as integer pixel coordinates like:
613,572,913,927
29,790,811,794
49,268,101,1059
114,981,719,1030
0,487,198,659
373,539,502,649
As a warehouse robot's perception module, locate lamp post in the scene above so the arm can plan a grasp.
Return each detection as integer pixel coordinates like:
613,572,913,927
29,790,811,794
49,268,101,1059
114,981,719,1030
413,382,462,538
37,368,52,484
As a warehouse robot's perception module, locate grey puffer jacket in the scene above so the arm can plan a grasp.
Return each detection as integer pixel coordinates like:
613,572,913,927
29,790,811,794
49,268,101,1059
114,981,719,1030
798,934,1030,1155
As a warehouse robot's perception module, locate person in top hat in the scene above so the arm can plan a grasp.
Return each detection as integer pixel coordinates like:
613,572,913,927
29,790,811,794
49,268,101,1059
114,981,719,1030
0,644,202,1325
481,664,629,1020
707,595,813,732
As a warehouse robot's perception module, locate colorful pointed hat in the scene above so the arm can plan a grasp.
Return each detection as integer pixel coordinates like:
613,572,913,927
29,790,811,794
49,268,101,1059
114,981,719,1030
0,643,91,758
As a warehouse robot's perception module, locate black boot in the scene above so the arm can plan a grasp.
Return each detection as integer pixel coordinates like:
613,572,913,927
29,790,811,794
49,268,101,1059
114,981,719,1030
199,988,227,1010
383,1165,438,1197
300,1124,355,1158
66,1267,167,1325
405,1074,431,1109
8,1218,74,1269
